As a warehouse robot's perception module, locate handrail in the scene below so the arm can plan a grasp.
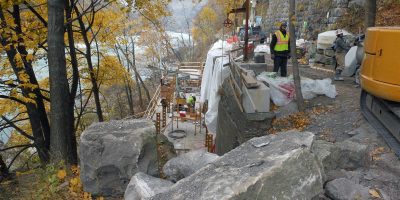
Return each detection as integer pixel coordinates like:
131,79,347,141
144,84,161,119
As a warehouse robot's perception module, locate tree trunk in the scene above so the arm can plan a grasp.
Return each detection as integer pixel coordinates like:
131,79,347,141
48,0,77,165
124,78,135,115
66,0,79,104
0,154,8,177
365,0,377,28
132,66,151,103
74,6,104,122
289,0,305,112
131,42,144,109
115,46,135,114
135,73,144,109
1,46,49,163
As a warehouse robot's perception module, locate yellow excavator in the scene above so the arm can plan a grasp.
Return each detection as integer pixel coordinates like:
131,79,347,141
360,27,400,156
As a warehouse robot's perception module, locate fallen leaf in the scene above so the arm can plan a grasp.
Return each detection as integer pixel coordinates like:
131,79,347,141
57,169,67,180
369,189,381,198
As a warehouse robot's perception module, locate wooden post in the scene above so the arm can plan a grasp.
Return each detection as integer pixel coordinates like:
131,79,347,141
156,113,161,134
162,106,166,128
207,134,214,153
176,104,179,129
205,127,209,147
199,104,202,135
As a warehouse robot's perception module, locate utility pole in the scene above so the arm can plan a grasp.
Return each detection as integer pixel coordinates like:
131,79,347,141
243,0,250,61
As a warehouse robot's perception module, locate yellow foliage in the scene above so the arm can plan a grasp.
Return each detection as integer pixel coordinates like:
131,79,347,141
269,112,311,134
57,170,67,180
26,54,34,62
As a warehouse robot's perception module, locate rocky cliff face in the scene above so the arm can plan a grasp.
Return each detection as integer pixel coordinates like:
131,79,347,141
262,0,365,39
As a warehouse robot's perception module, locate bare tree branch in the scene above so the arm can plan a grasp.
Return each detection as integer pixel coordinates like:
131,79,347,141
1,115,34,140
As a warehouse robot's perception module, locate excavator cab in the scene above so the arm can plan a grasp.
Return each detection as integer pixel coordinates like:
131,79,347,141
360,27,400,156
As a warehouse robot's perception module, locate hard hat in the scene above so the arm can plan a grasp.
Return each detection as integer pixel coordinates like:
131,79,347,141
336,29,343,35
280,21,288,27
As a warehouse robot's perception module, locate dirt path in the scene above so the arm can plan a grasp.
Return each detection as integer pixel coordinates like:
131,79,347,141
298,65,400,199
299,65,365,142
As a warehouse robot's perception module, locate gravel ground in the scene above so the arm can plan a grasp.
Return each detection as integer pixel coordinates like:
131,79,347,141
297,64,400,200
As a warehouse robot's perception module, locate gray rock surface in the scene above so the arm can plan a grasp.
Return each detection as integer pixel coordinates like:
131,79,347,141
376,153,400,176
325,178,370,200
151,131,325,200
311,140,335,174
319,140,368,171
163,149,219,182
264,0,364,39
79,119,176,196
124,172,174,200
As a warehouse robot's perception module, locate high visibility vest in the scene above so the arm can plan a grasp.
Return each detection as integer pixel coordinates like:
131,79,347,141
274,31,289,52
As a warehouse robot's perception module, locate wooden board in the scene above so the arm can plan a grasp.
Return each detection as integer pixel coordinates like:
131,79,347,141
241,71,260,88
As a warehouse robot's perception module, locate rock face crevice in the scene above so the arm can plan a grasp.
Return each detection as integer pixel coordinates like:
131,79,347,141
79,119,176,196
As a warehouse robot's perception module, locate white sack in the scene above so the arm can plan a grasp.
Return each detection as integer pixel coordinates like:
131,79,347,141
257,72,337,106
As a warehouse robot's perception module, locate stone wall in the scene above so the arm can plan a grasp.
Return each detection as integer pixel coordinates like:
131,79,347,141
215,78,275,155
262,0,366,39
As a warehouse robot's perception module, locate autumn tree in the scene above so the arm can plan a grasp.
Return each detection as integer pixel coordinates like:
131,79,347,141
0,0,50,163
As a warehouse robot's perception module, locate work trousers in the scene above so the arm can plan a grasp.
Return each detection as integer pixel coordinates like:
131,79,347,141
335,52,346,71
273,56,288,77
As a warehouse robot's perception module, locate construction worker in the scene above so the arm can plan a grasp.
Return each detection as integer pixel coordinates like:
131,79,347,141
187,95,196,110
270,22,291,77
333,29,350,81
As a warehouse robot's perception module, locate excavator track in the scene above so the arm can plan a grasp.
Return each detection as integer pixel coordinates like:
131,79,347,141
360,90,400,157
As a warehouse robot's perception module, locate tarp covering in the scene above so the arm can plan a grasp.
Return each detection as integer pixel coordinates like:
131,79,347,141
204,56,230,134
200,40,233,103
200,40,233,134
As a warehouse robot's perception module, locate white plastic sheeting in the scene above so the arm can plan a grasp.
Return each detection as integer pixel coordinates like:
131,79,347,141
204,56,230,134
342,46,358,77
317,30,352,49
257,72,337,106
254,45,270,54
200,40,233,134
200,40,233,103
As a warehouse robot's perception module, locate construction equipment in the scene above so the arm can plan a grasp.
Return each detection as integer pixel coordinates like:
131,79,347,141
360,27,400,156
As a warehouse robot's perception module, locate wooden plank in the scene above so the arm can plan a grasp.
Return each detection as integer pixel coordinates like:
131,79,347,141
179,66,203,69
228,76,244,113
181,62,202,66
241,72,260,88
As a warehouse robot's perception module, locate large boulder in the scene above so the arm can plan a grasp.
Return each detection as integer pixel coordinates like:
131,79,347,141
79,119,176,196
163,149,219,182
124,172,174,200
312,140,335,175
313,139,368,172
325,178,370,200
151,131,325,200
